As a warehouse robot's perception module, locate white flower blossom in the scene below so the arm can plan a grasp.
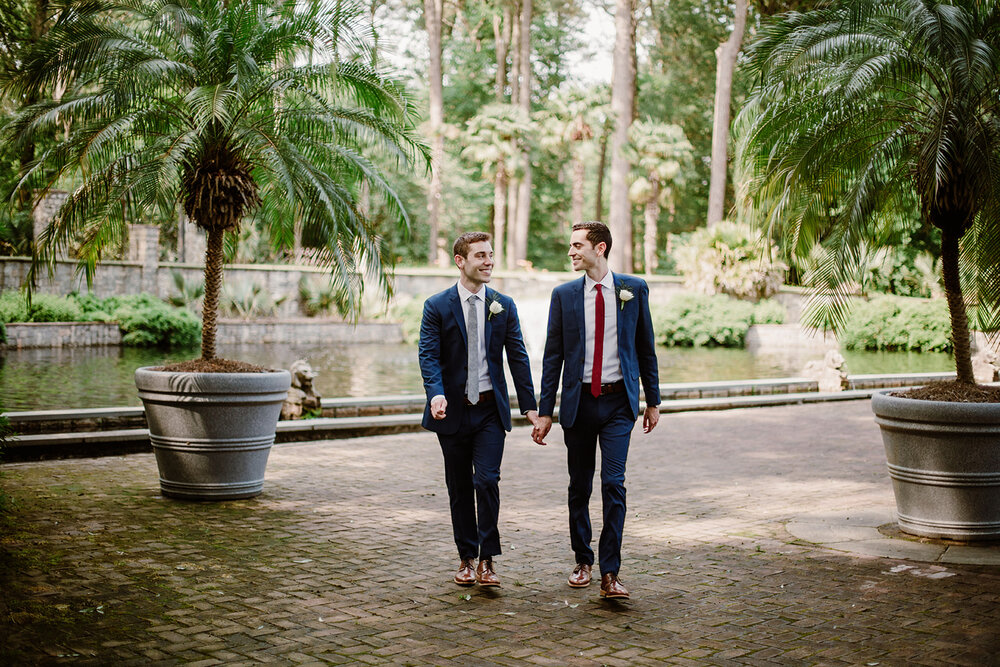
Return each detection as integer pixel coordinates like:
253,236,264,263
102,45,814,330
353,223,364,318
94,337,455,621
488,300,504,319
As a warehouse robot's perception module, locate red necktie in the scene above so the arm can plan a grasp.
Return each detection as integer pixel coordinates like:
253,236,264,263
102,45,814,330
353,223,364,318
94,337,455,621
591,284,604,398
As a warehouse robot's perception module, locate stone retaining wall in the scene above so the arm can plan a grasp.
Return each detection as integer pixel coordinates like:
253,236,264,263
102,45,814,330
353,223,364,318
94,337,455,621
3,322,122,349
1,320,402,349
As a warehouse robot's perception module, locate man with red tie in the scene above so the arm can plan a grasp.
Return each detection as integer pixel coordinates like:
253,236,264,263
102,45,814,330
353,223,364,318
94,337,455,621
532,221,661,599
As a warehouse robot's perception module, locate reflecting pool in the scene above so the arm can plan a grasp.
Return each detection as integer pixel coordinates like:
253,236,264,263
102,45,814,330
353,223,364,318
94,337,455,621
0,341,955,412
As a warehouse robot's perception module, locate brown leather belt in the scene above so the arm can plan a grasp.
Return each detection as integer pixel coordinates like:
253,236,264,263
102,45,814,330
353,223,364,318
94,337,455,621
464,390,495,405
584,380,626,396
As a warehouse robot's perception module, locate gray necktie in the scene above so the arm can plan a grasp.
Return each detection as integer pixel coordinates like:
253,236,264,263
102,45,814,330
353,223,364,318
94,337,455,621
466,294,480,404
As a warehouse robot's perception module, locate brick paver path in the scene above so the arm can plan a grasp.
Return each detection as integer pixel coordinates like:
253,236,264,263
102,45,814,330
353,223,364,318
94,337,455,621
3,400,1000,665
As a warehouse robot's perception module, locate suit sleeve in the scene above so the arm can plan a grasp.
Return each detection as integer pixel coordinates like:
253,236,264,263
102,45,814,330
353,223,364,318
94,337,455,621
635,281,661,407
417,298,445,402
503,298,537,413
538,289,564,417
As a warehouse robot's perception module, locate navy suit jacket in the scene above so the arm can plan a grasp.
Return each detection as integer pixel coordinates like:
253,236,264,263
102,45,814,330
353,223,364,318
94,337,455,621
538,273,660,428
419,286,537,434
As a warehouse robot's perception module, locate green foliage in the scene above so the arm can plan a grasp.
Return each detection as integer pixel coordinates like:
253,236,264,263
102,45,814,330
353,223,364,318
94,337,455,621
0,320,5,344
674,221,787,301
0,290,198,347
385,295,428,345
0,292,83,323
737,1,1000,382
221,281,286,320
298,276,349,318
111,294,200,347
168,271,204,310
652,292,786,348
839,296,952,353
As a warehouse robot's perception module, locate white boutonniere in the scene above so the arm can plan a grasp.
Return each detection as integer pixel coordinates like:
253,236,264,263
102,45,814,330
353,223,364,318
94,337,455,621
488,299,504,320
616,282,634,311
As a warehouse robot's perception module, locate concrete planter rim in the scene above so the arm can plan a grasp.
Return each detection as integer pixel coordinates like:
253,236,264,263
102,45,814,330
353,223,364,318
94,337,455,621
871,387,1000,423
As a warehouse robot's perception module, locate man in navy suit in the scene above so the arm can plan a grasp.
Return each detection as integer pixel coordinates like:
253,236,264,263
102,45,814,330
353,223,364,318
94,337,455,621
532,222,660,599
419,232,539,588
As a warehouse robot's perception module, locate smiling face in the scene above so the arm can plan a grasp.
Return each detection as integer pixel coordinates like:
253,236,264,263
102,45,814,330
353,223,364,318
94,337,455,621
455,240,494,291
568,229,606,275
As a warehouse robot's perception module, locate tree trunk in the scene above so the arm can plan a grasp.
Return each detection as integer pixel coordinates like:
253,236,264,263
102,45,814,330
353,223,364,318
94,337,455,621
643,180,661,275
201,227,226,361
608,0,636,270
940,227,975,384
595,127,609,222
493,164,507,269
513,0,532,267
424,0,445,264
506,167,518,269
706,0,747,227
492,7,510,102
571,151,586,230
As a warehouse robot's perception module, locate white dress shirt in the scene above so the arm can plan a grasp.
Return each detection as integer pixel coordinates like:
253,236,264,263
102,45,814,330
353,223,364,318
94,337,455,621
456,282,492,393
583,271,622,384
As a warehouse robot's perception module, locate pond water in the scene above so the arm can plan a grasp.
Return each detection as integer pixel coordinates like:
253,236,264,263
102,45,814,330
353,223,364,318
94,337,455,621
0,341,955,412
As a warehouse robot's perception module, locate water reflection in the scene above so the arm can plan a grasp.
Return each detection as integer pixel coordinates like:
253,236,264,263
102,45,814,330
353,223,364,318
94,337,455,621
0,341,955,412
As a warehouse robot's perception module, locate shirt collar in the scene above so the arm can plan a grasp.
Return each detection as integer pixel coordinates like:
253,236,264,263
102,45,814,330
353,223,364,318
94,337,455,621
457,282,486,302
584,271,614,293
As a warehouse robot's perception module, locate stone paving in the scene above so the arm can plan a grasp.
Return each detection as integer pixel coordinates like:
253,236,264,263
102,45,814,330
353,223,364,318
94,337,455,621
2,399,1000,666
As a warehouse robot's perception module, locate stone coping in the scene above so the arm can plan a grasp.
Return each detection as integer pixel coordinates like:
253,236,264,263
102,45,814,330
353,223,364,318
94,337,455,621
785,509,1000,565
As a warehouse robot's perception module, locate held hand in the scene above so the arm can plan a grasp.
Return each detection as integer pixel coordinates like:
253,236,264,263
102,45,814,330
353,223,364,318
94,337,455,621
642,405,660,433
431,396,447,420
524,410,539,427
532,415,553,446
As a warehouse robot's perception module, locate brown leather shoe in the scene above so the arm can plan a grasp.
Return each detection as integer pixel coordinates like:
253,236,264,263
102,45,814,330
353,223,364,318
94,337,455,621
454,558,476,586
600,572,629,599
568,563,592,588
476,558,500,587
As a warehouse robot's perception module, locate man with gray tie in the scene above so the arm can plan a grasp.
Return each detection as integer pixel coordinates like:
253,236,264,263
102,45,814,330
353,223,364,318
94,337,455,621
418,232,539,587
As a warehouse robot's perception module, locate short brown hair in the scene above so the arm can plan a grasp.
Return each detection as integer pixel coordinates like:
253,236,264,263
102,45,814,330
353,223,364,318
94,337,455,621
572,221,612,258
453,231,492,258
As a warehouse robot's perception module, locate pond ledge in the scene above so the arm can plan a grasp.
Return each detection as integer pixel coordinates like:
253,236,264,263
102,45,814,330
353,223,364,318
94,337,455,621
2,372,954,462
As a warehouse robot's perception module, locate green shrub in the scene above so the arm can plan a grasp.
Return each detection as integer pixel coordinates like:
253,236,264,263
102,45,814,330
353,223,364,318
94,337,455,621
0,292,84,322
752,299,787,324
385,295,427,344
221,280,285,319
0,292,28,322
69,292,114,321
299,276,349,318
652,293,788,348
0,321,5,344
673,221,788,301
111,294,200,347
840,295,952,352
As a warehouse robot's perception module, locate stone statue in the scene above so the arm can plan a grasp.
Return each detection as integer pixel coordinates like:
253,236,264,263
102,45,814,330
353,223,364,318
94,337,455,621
802,349,849,393
973,348,999,383
281,359,323,420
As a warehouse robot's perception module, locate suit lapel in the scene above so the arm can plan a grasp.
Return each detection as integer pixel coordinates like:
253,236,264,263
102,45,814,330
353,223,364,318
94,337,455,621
448,286,468,347
484,287,494,351
573,276,586,351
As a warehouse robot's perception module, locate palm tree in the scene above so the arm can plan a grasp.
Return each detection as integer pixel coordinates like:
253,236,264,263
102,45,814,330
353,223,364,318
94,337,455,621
5,0,426,364
461,103,532,270
624,119,693,274
737,0,1000,386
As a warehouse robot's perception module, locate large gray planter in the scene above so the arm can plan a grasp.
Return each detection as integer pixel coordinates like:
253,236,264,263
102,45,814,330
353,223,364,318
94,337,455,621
872,389,1000,541
135,366,291,500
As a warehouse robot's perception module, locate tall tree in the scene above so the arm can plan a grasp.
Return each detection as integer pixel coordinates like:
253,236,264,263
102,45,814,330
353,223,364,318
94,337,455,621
625,120,693,274
705,0,747,227
7,0,427,361
511,0,532,267
424,0,446,263
608,0,637,270
738,0,1000,385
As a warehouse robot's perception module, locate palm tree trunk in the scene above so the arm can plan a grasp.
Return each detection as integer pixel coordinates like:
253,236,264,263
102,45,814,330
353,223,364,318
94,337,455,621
643,180,661,275
570,151,586,230
424,0,445,264
706,0,747,227
493,166,507,269
941,228,975,384
609,0,636,270
201,227,225,361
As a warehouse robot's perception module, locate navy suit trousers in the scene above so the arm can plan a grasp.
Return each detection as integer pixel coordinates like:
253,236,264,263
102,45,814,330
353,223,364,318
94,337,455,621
436,401,506,560
563,390,633,576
